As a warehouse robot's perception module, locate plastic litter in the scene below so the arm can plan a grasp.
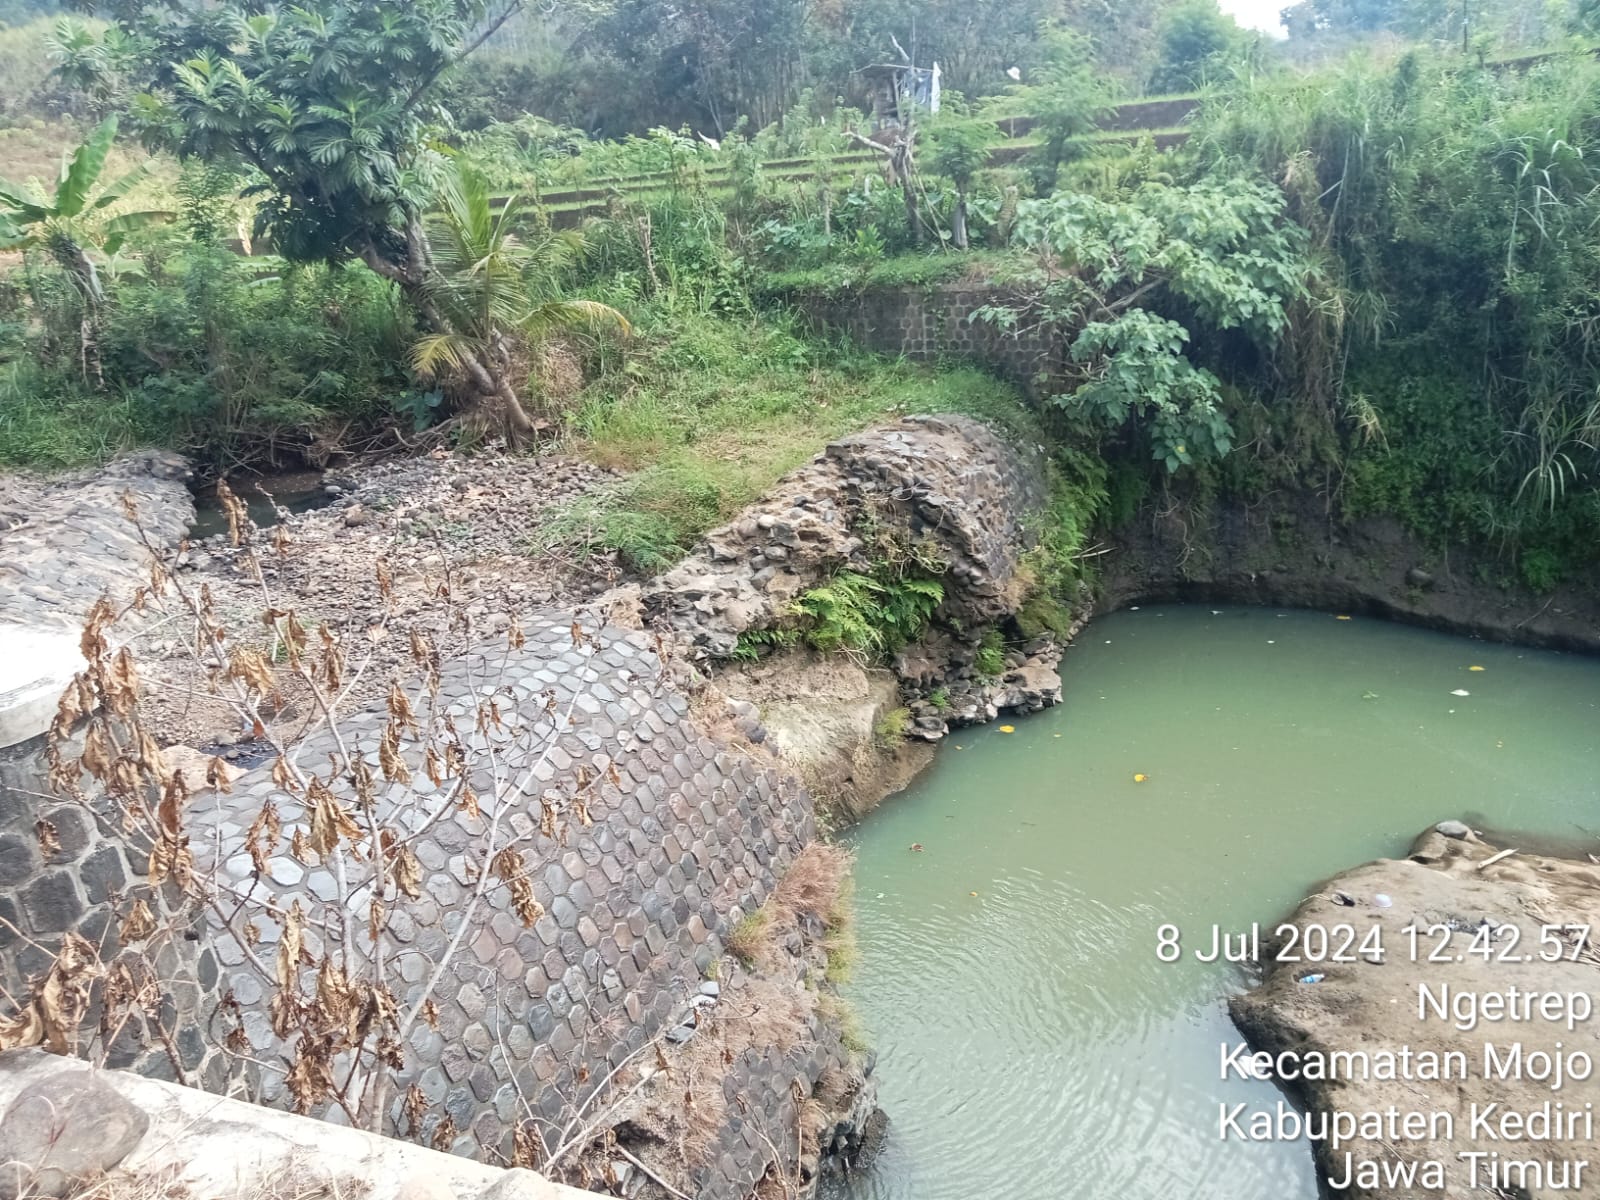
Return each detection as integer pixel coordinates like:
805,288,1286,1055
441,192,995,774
1299,974,1325,985
1374,893,1393,908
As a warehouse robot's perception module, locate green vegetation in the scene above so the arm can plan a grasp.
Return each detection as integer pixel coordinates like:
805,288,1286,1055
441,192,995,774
0,0,1595,612
974,630,1008,678
873,707,913,747
793,571,945,658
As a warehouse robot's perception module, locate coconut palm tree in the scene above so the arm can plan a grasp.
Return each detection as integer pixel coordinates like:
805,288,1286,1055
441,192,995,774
411,159,629,440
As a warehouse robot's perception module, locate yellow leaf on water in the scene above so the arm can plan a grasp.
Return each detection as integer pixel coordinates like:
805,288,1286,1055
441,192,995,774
969,891,979,897
1469,665,1486,672
1335,615,1352,621
1133,773,1148,783
999,725,1016,733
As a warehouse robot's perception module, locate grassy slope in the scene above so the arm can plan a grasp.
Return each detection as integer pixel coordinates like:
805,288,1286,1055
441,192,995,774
547,304,1040,573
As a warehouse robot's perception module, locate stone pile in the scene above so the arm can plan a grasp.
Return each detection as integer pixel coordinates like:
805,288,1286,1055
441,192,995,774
896,630,1068,742
640,414,1052,660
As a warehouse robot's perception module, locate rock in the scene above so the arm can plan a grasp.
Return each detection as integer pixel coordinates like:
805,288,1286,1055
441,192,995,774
482,1168,559,1200
664,1023,695,1044
343,506,371,527
699,980,721,998
1232,830,1600,1198
0,1071,149,1200
1406,566,1435,588
396,1176,458,1200
1434,819,1472,839
635,416,1050,663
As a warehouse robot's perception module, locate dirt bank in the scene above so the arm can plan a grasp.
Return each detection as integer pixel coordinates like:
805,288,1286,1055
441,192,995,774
1100,490,1600,654
1231,826,1600,1200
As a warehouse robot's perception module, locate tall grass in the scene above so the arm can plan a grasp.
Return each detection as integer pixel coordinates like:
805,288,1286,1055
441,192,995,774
1189,48,1600,575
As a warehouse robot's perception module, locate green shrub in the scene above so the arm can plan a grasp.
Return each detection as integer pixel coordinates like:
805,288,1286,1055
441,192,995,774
4,239,409,471
1520,548,1564,593
873,706,912,747
974,629,1007,677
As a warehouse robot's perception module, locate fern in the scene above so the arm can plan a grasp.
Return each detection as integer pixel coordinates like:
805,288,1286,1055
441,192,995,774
731,626,801,661
791,569,945,659
791,571,887,655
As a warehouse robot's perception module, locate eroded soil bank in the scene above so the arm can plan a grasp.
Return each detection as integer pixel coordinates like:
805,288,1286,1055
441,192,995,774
1232,826,1600,1200
1102,490,1600,654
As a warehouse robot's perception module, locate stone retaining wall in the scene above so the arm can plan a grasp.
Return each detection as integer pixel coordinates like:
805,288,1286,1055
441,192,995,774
640,413,1052,660
0,612,853,1198
1,416,1065,1198
788,284,1068,398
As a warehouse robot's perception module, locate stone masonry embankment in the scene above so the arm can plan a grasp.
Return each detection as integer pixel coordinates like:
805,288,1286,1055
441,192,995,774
1,413,1064,1197
632,413,1066,814
639,413,1053,659
0,442,915,1199
787,285,1067,399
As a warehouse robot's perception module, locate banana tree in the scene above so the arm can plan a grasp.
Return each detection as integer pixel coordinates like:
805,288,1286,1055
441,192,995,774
410,159,630,441
0,115,170,308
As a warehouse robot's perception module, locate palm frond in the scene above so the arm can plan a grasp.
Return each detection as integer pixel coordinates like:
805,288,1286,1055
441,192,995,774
522,299,631,340
411,332,473,378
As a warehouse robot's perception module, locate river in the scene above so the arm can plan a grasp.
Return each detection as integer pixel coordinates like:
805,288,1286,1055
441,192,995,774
831,605,1600,1200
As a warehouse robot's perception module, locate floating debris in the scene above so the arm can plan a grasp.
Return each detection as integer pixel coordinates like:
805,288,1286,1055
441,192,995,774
1336,614,1353,621
909,843,924,852
999,725,1016,733
1133,773,1149,783
1469,665,1486,672
1451,689,1470,697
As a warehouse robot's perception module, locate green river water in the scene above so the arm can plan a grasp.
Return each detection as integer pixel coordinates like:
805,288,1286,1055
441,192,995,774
832,605,1600,1200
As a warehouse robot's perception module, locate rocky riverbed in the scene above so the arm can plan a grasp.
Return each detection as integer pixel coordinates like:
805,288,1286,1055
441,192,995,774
147,448,623,749
1232,824,1600,1200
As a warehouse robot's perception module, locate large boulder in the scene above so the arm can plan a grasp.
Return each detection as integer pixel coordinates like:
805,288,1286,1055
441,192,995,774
0,1069,149,1199
1230,828,1600,1200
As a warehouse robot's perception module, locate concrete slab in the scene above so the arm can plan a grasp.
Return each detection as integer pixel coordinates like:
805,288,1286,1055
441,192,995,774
0,624,83,750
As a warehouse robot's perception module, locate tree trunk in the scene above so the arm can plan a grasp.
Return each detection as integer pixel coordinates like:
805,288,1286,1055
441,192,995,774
952,191,970,251
361,230,540,445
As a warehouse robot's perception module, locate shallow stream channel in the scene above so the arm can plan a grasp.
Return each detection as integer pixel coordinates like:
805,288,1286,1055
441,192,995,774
831,605,1600,1200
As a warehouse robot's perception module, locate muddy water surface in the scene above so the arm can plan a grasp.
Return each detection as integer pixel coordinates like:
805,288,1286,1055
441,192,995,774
833,606,1600,1200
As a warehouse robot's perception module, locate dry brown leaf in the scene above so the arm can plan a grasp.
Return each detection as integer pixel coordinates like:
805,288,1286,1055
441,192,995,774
394,845,423,899
120,898,157,942
379,723,411,784
277,901,304,992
